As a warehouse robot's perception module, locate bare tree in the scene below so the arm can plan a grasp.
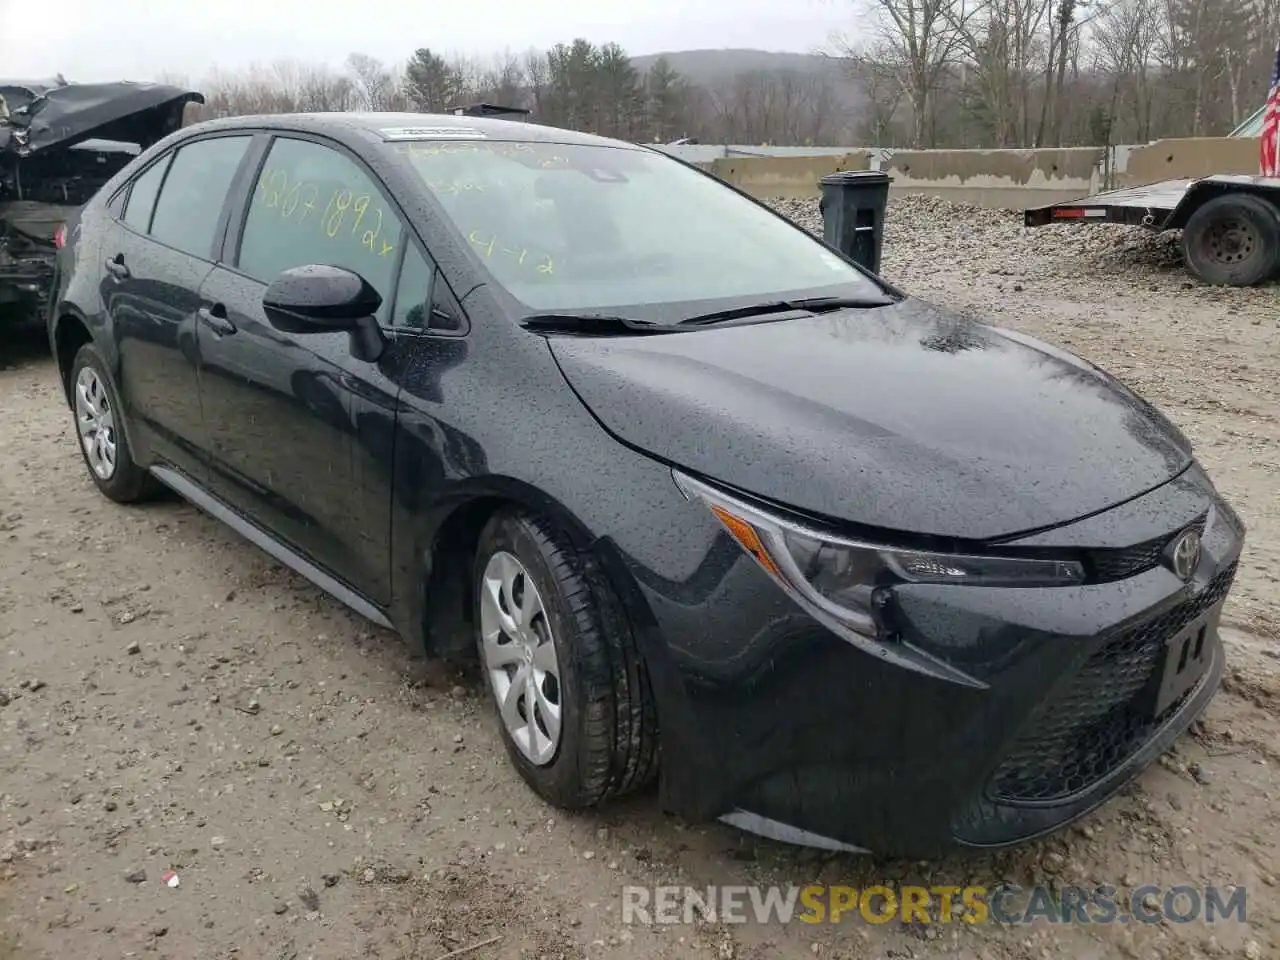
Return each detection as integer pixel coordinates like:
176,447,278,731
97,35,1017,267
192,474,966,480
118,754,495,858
1041,0,1076,145
522,48,551,118
184,21,1280,149
469,50,529,108
955,0,1052,144
837,44,908,144
836,0,984,146
346,53,402,111
1092,0,1162,142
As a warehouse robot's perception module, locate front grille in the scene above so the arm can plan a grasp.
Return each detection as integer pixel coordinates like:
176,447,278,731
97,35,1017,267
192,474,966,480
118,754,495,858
1085,516,1206,583
987,561,1237,804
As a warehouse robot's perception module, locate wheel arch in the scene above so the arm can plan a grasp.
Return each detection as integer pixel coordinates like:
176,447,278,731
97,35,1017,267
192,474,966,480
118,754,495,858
1168,183,1280,231
52,309,94,407
401,477,639,661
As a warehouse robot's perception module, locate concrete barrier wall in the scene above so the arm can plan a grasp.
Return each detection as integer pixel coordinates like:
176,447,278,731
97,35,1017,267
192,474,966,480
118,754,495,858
703,146,1102,205
1119,137,1262,185
701,152,873,198
693,137,1264,208
878,147,1101,207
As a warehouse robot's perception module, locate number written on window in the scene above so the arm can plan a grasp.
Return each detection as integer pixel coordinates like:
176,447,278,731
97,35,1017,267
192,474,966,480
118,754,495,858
255,166,397,259
239,138,404,322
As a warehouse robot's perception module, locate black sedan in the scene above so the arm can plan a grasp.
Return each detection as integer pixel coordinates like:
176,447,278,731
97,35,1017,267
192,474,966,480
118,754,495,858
48,112,1245,857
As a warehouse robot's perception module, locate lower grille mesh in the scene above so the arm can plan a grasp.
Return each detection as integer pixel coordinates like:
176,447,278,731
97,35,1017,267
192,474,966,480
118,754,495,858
988,562,1237,804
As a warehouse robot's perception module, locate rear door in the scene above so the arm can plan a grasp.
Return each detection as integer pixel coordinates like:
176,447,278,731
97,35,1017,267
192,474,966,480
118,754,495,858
195,133,408,602
104,134,255,479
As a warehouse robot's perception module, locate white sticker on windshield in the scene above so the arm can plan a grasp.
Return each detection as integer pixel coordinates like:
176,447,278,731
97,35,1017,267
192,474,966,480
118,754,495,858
380,126,487,140
819,251,847,271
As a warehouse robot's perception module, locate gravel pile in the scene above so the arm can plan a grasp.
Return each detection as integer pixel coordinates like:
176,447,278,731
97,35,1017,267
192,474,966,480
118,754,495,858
767,194,1187,286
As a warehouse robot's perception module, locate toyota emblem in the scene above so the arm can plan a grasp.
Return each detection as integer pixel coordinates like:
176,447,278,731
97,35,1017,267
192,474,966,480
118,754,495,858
1167,529,1202,581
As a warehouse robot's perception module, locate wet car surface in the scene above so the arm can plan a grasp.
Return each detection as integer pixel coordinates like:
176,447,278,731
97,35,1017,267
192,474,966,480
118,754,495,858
46,111,1245,857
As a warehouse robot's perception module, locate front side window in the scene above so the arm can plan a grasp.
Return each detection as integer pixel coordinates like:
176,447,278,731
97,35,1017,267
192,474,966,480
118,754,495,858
393,139,885,317
238,137,404,323
121,156,170,232
149,136,253,258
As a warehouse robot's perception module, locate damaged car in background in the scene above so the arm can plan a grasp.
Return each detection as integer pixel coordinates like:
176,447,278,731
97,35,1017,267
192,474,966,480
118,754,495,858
0,79,202,329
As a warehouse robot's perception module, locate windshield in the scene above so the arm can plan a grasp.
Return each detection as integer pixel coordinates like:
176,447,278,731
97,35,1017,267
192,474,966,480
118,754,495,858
392,139,884,317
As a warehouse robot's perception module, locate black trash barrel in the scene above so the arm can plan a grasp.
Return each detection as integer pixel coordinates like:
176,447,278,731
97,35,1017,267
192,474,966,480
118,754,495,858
818,170,892,274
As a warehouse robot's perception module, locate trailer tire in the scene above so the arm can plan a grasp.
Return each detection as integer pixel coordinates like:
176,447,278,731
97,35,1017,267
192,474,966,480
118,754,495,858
1182,193,1280,287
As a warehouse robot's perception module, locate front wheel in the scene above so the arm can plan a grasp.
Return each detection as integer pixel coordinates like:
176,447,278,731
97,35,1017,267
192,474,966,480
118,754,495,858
1182,193,1280,287
473,509,658,808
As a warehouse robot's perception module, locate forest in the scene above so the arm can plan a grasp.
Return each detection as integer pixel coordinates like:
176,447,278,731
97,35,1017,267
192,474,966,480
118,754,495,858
175,0,1278,148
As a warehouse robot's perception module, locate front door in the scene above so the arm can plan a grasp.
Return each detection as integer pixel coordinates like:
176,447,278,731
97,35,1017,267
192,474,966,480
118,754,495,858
196,134,409,603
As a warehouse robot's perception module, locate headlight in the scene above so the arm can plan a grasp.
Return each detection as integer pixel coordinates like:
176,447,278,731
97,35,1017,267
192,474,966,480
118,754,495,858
673,470,1085,641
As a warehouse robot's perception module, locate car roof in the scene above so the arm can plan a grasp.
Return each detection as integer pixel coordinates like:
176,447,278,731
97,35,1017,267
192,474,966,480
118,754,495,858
180,112,644,151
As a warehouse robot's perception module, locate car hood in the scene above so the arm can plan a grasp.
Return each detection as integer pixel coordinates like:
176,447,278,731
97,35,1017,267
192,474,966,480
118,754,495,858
1,81,203,158
547,298,1193,541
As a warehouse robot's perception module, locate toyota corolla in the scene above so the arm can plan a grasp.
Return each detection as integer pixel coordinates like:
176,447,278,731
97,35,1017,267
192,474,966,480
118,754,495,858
47,112,1245,857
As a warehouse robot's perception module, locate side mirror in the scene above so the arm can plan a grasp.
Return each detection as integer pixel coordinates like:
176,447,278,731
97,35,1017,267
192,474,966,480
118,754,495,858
262,264,386,362
263,264,381,330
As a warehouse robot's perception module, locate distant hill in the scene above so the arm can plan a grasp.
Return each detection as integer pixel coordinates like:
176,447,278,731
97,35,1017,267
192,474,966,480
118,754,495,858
632,49,853,90
631,49,864,135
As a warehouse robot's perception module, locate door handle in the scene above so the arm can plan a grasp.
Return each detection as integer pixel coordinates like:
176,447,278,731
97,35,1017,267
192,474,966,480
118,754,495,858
198,305,237,337
104,255,130,280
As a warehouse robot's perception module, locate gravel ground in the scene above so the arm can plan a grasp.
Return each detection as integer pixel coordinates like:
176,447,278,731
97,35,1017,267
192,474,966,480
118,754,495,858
2,196,1278,960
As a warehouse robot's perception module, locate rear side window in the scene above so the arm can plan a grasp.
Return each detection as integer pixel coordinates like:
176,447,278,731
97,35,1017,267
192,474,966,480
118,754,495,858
122,157,169,232
150,136,253,259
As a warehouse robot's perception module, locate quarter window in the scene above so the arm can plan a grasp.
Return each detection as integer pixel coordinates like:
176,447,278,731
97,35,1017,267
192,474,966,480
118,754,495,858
392,243,440,330
121,156,169,232
106,187,127,219
149,136,253,258
238,137,404,323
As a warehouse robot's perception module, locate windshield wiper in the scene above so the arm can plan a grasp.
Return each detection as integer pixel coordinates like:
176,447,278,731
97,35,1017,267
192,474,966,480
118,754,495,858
677,295,894,327
519,313,675,335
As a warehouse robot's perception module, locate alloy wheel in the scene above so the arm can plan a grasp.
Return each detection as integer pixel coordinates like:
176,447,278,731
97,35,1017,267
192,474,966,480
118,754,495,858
478,550,563,765
74,366,118,481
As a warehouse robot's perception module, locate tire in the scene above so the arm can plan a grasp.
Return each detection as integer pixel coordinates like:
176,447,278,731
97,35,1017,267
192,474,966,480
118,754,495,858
1182,193,1280,287
473,508,658,808
68,343,157,503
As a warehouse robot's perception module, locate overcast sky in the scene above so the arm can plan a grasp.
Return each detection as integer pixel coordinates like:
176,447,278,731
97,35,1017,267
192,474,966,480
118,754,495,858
0,0,851,82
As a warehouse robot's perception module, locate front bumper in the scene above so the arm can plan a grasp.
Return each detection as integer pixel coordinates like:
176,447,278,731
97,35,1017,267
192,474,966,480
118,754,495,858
633,471,1244,859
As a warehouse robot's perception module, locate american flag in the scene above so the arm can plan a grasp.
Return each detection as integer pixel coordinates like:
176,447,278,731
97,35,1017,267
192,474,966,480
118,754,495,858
1262,43,1280,177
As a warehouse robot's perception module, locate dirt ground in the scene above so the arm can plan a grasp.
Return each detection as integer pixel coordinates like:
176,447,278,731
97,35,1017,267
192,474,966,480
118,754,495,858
2,197,1278,960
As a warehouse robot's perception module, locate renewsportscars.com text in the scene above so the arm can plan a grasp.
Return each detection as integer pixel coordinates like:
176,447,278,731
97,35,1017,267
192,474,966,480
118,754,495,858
621,884,1248,926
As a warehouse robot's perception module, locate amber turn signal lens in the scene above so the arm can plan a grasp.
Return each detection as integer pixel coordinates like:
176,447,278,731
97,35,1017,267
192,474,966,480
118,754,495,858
709,505,780,577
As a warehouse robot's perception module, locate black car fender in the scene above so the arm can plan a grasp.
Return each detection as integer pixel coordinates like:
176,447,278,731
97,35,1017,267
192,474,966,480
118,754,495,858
394,471,702,814
392,470,675,678
394,473,620,659
48,303,100,403
49,310,147,467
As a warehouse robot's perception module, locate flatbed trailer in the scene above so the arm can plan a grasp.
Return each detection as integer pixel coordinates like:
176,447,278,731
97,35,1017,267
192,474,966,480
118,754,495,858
1025,174,1280,287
